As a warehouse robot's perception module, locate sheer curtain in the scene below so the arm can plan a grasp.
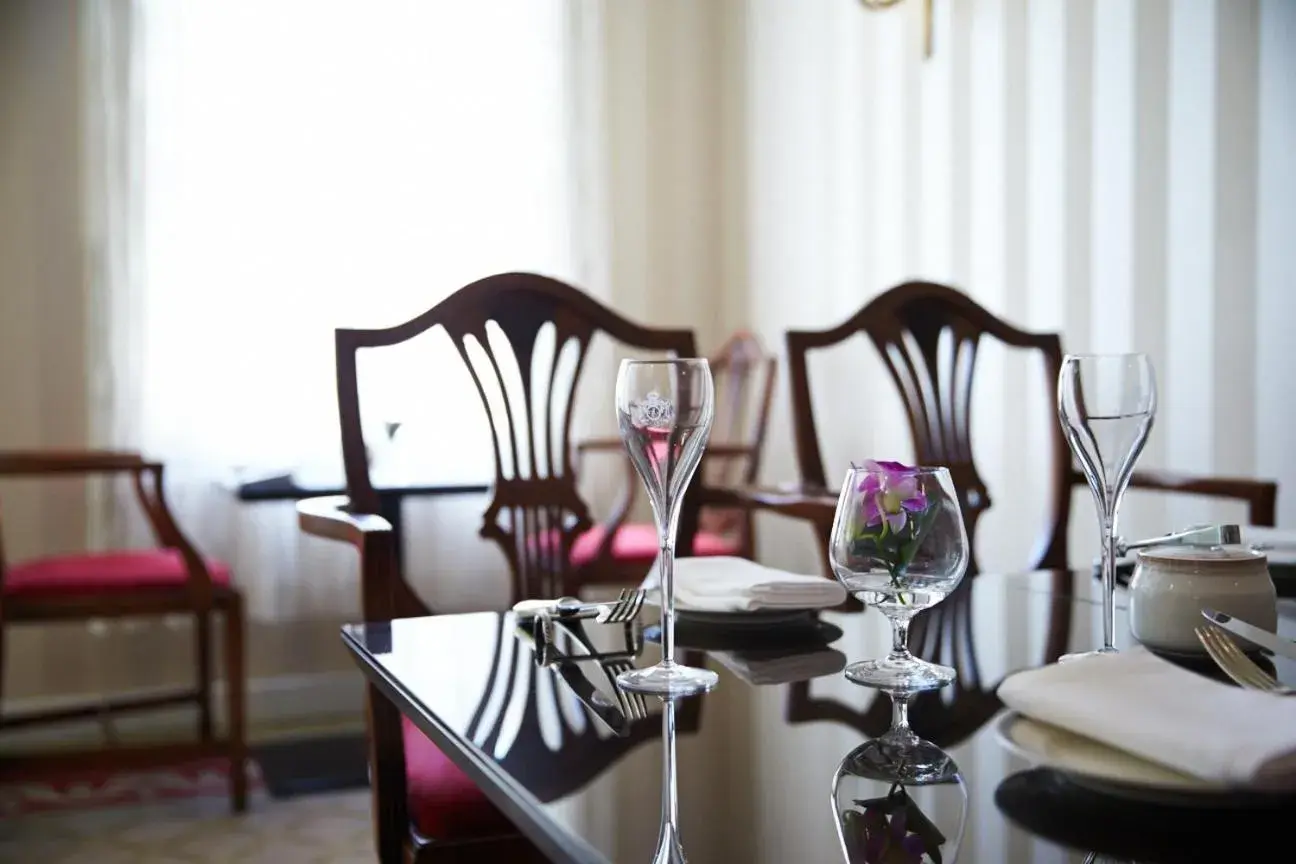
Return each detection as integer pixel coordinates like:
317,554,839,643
95,0,581,620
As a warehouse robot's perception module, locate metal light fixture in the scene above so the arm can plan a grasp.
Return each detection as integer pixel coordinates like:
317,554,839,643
859,0,935,59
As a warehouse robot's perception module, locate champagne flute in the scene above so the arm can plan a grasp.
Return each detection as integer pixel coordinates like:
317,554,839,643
1058,353,1157,658
614,359,718,697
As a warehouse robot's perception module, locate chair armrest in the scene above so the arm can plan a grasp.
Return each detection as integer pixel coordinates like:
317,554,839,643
575,437,624,454
1128,470,1279,527
0,449,155,476
297,495,393,548
708,485,837,524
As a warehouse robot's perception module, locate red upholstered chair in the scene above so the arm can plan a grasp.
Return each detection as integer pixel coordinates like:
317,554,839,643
298,273,709,863
0,451,247,812
569,330,777,590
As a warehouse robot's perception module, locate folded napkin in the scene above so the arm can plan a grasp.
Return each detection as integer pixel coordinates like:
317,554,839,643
998,647,1296,790
653,556,847,612
712,647,847,685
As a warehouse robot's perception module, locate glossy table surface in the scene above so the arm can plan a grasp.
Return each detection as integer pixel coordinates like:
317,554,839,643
342,570,1296,863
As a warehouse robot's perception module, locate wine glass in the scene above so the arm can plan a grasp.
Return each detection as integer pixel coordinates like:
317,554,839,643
1058,353,1157,658
828,463,969,693
614,359,718,697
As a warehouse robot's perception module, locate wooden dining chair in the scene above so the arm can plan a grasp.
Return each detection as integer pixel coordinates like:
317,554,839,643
298,272,711,864
0,450,247,812
759,281,1279,576
570,330,778,590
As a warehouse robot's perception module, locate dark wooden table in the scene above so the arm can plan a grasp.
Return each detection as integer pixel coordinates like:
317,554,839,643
235,473,489,576
343,570,1296,863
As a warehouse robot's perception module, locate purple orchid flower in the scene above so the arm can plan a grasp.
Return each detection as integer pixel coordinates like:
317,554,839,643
857,460,928,534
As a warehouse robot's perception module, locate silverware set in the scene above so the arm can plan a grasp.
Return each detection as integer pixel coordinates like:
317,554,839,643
514,587,646,625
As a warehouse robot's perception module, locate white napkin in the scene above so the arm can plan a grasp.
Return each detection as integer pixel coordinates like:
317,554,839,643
650,556,847,612
998,647,1296,790
712,647,847,685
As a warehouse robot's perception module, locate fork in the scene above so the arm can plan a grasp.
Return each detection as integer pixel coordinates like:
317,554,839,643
514,588,646,625
1196,625,1296,695
601,658,649,721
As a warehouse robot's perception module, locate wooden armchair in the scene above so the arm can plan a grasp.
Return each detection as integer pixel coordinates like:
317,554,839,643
0,450,246,812
571,330,777,590
725,282,1279,576
298,272,710,863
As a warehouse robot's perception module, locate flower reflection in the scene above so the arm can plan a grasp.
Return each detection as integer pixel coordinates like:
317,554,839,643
833,736,967,864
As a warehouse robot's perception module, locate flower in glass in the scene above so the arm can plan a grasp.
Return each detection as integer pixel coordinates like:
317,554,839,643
851,460,937,598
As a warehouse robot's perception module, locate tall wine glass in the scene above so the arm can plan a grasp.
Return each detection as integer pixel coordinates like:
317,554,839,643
1058,353,1157,658
615,359,718,697
829,463,969,694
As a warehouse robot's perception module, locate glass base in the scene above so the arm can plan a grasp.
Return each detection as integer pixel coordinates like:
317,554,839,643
844,655,955,694
841,730,961,786
617,662,717,697
1060,646,1120,663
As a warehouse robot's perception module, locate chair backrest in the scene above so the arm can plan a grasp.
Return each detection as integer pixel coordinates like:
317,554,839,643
700,331,777,540
334,272,704,612
785,281,1072,574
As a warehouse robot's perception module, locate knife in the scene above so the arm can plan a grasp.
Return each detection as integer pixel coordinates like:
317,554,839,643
1201,608,1296,660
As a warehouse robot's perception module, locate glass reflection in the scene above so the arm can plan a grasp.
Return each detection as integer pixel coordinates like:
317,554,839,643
789,574,1074,747
833,731,967,863
652,697,687,864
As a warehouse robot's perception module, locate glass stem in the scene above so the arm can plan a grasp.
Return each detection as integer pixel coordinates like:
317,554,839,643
891,693,910,733
890,617,911,660
660,697,679,829
1100,509,1117,651
659,543,676,667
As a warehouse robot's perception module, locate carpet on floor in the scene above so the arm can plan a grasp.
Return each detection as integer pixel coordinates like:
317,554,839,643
0,758,265,818
0,733,371,818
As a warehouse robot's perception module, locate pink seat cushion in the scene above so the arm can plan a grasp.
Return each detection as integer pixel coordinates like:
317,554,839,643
570,523,739,566
402,716,513,840
3,550,231,597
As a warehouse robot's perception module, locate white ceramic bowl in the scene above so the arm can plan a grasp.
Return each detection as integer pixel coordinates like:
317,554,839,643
1128,545,1277,654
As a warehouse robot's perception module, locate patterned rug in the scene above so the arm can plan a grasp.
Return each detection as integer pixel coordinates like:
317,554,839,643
0,788,374,863
0,759,266,818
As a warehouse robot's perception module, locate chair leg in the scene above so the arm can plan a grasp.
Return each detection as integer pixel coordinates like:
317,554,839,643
223,595,248,813
195,610,214,743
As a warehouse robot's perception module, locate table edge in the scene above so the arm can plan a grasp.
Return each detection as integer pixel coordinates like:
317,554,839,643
340,626,607,864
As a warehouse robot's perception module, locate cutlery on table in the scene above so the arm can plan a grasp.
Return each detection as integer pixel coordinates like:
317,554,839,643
1195,625,1295,695
512,588,646,625
1200,608,1296,661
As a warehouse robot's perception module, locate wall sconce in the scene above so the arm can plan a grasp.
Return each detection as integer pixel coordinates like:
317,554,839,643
859,0,935,59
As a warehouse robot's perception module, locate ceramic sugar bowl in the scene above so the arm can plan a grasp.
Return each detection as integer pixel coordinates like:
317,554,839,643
1128,545,1277,654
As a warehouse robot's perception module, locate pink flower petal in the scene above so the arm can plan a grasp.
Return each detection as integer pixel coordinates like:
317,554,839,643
891,476,919,500
901,491,928,512
886,510,907,532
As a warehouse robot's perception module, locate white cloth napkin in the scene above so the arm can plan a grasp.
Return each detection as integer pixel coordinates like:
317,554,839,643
650,556,847,612
711,647,847,685
998,647,1296,790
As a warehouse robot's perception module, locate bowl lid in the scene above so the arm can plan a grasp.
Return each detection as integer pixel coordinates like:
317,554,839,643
1136,545,1267,565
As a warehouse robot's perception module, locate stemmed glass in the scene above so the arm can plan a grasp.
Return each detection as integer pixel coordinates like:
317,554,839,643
829,463,970,694
1057,353,1157,658
614,359,718,697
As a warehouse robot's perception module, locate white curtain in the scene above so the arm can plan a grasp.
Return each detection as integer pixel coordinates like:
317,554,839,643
93,0,582,621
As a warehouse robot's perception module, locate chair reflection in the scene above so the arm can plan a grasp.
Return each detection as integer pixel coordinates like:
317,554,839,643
465,613,703,803
786,571,1073,747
